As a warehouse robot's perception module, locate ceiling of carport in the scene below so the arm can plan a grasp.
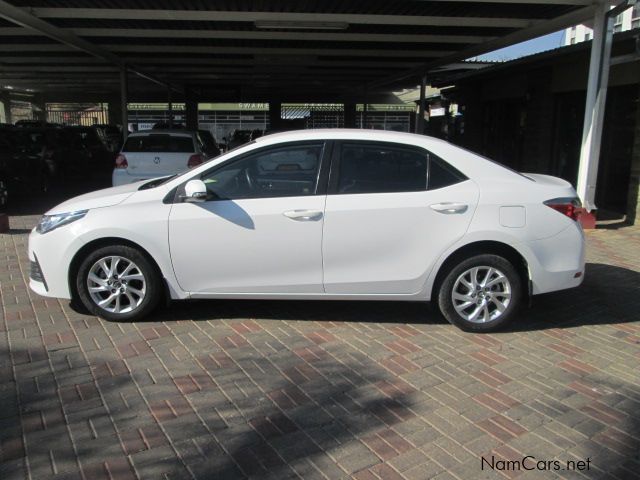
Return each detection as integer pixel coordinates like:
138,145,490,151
0,0,604,102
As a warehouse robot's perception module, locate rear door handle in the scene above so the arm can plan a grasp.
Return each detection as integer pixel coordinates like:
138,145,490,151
430,202,468,214
283,210,323,221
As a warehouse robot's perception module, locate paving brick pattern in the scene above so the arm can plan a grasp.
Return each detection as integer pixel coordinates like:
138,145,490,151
1,213,639,480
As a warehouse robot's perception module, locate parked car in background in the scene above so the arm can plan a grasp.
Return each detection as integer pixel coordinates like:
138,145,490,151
60,126,115,178
226,129,254,150
94,124,122,153
30,129,585,332
0,127,54,206
151,123,222,157
197,129,223,158
112,130,206,186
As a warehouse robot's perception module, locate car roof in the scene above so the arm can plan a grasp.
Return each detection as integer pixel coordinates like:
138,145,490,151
254,128,449,147
129,130,195,137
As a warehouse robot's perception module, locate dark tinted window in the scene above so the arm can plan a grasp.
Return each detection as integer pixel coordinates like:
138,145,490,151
124,134,195,153
201,143,323,199
337,143,427,194
428,156,466,190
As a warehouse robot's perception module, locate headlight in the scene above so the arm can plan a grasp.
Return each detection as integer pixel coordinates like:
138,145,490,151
36,210,87,234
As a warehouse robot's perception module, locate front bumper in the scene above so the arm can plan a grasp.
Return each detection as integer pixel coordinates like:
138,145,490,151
29,254,48,291
28,228,74,299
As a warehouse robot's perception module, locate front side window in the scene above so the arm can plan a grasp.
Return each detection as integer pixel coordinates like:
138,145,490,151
337,143,428,194
200,142,324,200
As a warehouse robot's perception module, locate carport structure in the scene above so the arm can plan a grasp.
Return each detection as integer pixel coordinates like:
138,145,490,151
0,0,628,213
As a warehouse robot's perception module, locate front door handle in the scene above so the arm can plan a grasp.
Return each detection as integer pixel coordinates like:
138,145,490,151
283,210,323,221
430,202,468,214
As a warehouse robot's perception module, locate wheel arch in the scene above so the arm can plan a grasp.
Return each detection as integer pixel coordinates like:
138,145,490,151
430,240,530,301
68,237,168,303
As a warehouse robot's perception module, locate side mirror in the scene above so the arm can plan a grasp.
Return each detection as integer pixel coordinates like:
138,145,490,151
183,179,208,202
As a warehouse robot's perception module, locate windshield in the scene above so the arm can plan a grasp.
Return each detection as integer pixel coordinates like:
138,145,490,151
138,174,178,190
124,134,195,153
162,140,258,184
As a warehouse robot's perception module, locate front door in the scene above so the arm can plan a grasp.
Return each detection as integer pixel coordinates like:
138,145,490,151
322,141,479,295
169,141,328,294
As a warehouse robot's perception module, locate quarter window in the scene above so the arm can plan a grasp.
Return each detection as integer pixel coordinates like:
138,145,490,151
428,156,466,190
200,142,324,200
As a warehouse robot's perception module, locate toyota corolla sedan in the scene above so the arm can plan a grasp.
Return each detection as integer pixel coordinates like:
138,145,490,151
28,130,585,332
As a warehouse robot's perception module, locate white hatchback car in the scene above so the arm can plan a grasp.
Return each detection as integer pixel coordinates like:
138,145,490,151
29,130,585,332
112,130,207,186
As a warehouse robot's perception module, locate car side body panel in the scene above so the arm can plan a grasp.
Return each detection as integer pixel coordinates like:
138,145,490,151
28,129,585,309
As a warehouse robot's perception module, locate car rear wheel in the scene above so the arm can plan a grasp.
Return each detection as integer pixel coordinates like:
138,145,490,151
438,254,522,332
76,245,162,322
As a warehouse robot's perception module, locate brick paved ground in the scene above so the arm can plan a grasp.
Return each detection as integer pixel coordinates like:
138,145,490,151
1,210,639,480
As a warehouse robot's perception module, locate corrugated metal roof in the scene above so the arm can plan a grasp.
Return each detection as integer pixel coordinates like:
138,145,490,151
0,0,597,102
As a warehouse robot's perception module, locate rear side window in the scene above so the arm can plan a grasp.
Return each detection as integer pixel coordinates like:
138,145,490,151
124,135,195,153
337,143,427,194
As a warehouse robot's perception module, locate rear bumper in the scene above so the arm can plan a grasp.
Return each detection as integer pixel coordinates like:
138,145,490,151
525,222,585,295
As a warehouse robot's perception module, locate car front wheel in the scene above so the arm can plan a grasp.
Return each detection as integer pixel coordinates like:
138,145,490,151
76,245,162,322
438,254,522,332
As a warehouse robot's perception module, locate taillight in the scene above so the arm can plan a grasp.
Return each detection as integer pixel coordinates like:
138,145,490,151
115,154,128,169
544,197,582,221
188,153,204,168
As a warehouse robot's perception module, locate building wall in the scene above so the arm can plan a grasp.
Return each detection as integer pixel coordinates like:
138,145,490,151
444,59,640,220
627,84,640,224
565,4,640,45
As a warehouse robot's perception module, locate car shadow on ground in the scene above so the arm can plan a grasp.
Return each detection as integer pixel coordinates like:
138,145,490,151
143,263,639,333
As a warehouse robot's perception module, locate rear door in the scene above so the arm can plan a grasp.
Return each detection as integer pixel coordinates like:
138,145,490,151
322,141,479,295
123,133,196,176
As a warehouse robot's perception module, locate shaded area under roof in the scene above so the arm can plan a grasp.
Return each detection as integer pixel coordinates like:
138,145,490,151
0,0,604,102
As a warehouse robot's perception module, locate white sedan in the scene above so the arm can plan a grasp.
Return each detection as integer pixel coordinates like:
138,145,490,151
28,130,585,332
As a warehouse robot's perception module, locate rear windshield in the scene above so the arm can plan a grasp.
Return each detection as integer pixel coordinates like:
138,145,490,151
123,134,195,153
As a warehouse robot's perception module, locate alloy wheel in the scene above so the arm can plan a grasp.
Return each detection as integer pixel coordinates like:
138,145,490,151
451,266,512,323
87,256,146,314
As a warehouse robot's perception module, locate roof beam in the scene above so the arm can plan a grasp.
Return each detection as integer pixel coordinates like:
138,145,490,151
0,27,493,44
0,44,455,58
28,8,538,29
0,1,179,92
407,0,591,3
0,56,423,68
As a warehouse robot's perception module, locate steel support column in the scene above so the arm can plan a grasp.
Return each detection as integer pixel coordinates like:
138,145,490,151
120,67,128,141
363,99,369,129
416,74,427,134
0,90,10,124
168,86,173,128
269,102,281,131
31,93,46,122
185,89,198,131
576,1,617,213
344,103,356,128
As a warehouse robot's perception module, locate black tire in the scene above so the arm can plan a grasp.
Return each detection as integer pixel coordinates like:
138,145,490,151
76,244,162,322
438,254,522,333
